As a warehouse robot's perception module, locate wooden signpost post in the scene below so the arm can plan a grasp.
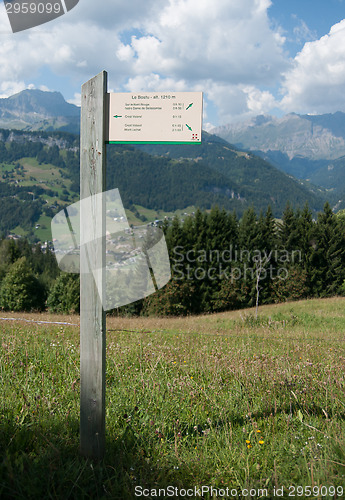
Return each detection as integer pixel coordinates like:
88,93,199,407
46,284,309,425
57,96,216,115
80,71,107,459
79,70,202,459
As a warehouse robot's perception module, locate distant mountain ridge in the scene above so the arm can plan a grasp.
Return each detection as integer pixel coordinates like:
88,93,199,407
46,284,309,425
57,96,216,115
3,90,345,164
211,112,345,161
0,89,338,214
0,126,327,241
0,89,80,134
127,132,326,215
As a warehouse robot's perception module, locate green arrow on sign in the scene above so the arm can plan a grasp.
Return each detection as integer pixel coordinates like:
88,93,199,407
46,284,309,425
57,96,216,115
186,124,192,131
113,115,122,118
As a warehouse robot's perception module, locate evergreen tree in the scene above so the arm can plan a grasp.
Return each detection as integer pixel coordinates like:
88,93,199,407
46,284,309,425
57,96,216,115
143,279,195,316
46,273,80,313
278,202,300,251
0,256,44,311
166,216,184,259
201,206,229,311
188,209,208,313
238,206,259,251
296,203,314,272
310,202,345,296
278,202,313,297
238,207,259,305
193,208,208,249
0,238,21,283
259,206,277,250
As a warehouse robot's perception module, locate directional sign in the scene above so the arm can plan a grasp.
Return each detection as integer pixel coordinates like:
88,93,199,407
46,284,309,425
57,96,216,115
106,92,202,144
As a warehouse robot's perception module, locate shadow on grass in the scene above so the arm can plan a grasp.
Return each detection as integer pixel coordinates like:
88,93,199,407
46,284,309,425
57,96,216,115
0,413,199,500
2,402,344,499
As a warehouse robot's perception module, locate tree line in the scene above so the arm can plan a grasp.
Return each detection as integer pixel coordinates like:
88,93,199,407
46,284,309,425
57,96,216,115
148,202,345,315
0,201,344,315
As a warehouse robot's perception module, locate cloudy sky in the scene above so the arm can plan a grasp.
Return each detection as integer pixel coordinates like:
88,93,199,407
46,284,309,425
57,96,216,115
0,0,344,128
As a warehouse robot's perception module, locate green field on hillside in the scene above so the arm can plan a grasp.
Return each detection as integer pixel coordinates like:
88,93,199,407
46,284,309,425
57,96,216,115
0,153,199,239
1,157,68,190
1,298,345,499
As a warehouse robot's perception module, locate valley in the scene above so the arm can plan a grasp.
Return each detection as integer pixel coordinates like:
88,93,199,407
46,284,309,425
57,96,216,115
212,111,345,209
1,89,345,241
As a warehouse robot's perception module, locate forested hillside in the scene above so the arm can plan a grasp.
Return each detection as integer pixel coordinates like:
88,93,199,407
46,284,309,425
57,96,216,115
107,133,325,215
1,202,344,315
0,129,327,238
0,130,79,237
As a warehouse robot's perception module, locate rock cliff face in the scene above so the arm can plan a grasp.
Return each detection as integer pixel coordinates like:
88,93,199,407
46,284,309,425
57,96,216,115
0,89,80,133
211,112,345,161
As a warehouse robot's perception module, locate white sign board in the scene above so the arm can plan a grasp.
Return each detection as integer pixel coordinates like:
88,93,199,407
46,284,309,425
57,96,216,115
106,92,202,144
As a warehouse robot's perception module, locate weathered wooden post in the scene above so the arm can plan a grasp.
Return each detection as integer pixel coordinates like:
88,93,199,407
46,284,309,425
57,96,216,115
80,70,107,459
78,76,202,459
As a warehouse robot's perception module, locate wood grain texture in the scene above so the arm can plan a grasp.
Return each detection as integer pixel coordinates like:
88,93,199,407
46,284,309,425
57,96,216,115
80,71,107,459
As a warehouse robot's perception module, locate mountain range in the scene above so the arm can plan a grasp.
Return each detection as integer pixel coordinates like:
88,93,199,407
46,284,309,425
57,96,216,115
211,112,345,161
0,89,80,134
211,112,345,209
1,88,345,240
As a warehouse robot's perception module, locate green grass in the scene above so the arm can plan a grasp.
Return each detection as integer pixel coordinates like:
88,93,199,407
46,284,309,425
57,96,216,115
13,214,58,242
33,215,54,242
0,157,73,194
125,204,198,226
0,163,17,174
132,204,198,223
1,298,345,498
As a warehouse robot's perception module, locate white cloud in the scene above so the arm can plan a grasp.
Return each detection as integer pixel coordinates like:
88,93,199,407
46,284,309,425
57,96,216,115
67,92,81,107
0,5,12,35
0,80,31,98
0,20,126,85
115,0,288,123
206,82,249,120
204,81,277,124
0,80,51,99
9,0,345,125
280,19,345,114
0,0,290,124
135,0,286,85
292,16,317,44
241,85,277,114
124,74,189,92
116,43,135,63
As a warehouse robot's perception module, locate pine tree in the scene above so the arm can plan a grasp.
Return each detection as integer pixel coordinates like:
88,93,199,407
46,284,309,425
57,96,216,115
297,203,314,271
166,216,184,258
279,202,300,251
238,206,259,252
238,207,259,305
46,272,80,313
310,202,345,296
188,209,208,313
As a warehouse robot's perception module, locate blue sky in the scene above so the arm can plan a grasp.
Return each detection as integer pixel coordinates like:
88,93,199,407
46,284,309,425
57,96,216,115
0,0,345,128
270,0,343,38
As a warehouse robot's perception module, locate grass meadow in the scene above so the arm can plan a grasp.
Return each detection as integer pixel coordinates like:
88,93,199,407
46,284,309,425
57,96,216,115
1,297,345,499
